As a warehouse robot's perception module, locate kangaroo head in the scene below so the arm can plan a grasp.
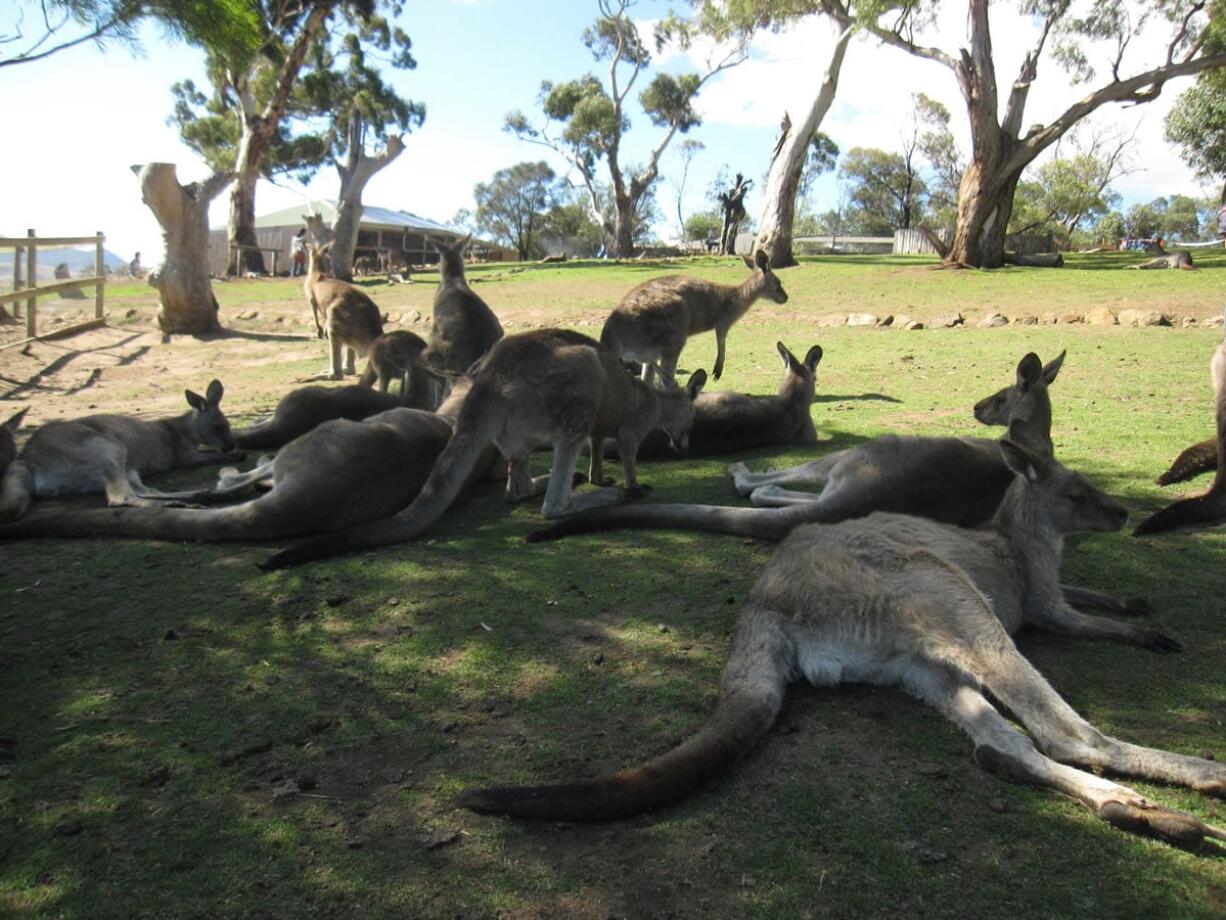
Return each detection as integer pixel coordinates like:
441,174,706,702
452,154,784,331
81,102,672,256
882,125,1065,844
654,368,708,451
743,249,787,304
0,408,28,474
184,379,236,452
306,240,335,275
432,235,470,281
999,419,1126,536
973,350,1064,436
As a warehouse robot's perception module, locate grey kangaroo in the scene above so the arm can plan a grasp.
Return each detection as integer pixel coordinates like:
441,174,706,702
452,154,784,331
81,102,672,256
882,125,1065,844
231,385,404,451
0,381,498,544
1135,310,1226,535
602,341,821,460
0,381,236,523
600,249,788,382
304,241,385,379
423,235,504,375
462,422,1226,851
1128,251,1195,270
359,329,436,405
261,328,705,569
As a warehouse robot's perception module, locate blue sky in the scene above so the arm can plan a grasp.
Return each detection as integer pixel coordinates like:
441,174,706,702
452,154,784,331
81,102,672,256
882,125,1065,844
5,0,1215,263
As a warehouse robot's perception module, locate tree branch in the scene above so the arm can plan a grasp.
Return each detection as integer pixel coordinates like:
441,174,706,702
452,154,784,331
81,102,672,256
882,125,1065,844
1001,15,1054,140
0,12,122,69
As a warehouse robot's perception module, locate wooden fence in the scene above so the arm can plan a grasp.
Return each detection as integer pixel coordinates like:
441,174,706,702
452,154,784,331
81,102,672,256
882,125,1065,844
0,230,106,350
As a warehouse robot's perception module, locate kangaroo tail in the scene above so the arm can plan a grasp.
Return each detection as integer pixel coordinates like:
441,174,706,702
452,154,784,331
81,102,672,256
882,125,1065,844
459,612,789,820
1133,487,1226,535
260,388,502,569
0,461,34,523
525,502,825,543
233,420,294,451
358,363,377,388
1156,437,1218,485
0,500,275,543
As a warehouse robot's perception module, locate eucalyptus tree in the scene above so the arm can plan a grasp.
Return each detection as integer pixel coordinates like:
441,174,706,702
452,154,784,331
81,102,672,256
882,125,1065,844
857,0,1226,267
504,0,747,257
473,162,567,260
1166,54,1226,205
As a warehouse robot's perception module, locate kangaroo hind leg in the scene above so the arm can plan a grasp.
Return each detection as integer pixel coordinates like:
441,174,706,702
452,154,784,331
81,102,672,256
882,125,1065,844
729,453,841,497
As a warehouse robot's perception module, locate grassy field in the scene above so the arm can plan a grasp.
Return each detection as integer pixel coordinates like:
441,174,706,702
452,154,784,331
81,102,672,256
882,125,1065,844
1,250,1225,918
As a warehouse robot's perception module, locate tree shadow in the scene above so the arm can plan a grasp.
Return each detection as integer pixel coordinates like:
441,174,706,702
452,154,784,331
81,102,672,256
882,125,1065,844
195,328,315,344
814,392,903,404
0,332,152,400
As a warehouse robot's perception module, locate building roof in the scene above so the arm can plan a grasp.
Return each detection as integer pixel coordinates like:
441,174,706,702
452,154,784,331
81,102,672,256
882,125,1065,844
213,200,464,236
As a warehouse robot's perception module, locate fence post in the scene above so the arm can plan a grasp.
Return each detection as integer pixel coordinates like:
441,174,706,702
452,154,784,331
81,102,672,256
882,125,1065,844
25,229,36,339
95,231,105,319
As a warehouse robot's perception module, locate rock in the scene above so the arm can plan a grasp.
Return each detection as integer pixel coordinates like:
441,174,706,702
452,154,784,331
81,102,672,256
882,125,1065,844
876,314,895,327
817,314,846,328
1206,314,1224,328
1085,306,1116,326
1057,313,1084,325
1012,314,1039,326
977,312,1008,328
1040,313,1059,325
1118,309,1170,327
236,310,259,320
930,312,964,329
903,321,925,331
1181,316,1198,328
847,313,878,327
889,314,912,328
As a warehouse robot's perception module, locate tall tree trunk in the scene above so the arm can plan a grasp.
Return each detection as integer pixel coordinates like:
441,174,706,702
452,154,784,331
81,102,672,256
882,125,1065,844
946,156,1022,268
330,120,405,281
754,19,854,269
137,163,231,335
611,195,635,258
226,126,268,276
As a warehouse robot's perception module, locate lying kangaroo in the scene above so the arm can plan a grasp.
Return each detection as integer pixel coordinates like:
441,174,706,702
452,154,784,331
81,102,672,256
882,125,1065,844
304,241,385,379
261,329,705,569
463,422,1226,851
1135,312,1226,535
231,384,404,451
0,409,28,479
423,235,504,375
0,382,499,544
600,249,788,382
0,381,237,523
601,341,821,459
359,329,430,397
1128,251,1195,270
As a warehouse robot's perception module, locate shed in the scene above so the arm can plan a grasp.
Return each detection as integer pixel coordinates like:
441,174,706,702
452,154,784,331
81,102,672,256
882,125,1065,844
207,200,512,275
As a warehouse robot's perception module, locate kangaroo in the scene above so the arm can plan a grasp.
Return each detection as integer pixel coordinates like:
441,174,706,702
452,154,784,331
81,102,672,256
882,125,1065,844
304,241,385,379
260,329,706,569
1135,312,1226,535
231,384,404,451
1128,251,1195,270
359,329,439,408
601,341,821,460
0,381,500,544
422,235,504,376
0,409,28,479
600,249,788,383
0,381,237,523
462,422,1226,851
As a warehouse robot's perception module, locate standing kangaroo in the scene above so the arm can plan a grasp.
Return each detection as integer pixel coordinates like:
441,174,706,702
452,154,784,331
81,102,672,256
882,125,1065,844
0,381,499,544
304,241,385,379
261,329,706,569
462,423,1226,851
359,329,441,408
423,235,504,375
602,341,822,460
1128,251,1195,270
0,381,236,523
600,249,788,383
1135,312,1226,534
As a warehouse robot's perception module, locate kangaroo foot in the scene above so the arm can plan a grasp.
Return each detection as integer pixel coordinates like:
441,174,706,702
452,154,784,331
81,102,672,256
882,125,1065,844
1098,799,1226,850
313,369,344,381
728,462,755,496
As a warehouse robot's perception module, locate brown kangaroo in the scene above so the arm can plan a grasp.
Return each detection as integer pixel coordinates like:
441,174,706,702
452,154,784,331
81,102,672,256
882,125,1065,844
0,381,237,523
231,384,404,451
1128,251,1195,270
423,235,504,375
1135,313,1226,535
261,329,706,569
0,380,500,544
602,341,821,460
600,249,788,382
304,241,385,379
462,422,1226,851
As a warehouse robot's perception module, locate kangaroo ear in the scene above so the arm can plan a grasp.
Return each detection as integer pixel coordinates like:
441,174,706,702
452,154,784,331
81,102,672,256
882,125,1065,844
754,249,770,270
998,437,1040,482
776,340,792,368
458,234,472,249
803,344,823,372
1015,353,1042,391
1042,350,1066,385
185,389,208,412
687,368,708,399
205,379,224,406
3,408,28,433
741,253,754,269
1001,419,1053,480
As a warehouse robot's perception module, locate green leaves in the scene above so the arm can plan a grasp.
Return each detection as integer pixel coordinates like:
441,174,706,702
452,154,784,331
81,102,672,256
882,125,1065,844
640,72,702,131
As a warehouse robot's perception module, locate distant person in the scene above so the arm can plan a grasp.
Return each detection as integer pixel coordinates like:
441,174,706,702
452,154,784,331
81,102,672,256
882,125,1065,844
1218,202,1226,241
290,228,307,277
128,252,141,276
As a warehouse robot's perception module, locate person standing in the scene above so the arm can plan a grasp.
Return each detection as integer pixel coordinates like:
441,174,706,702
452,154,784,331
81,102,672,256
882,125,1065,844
290,228,307,277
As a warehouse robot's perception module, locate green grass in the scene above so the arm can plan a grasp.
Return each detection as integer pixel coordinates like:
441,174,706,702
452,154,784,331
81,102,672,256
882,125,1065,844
2,253,1226,918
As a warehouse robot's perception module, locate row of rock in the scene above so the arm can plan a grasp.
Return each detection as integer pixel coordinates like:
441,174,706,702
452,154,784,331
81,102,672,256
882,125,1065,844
830,308,1223,330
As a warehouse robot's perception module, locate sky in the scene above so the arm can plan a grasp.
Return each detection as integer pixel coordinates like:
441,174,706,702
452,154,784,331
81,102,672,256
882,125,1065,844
3,0,1217,265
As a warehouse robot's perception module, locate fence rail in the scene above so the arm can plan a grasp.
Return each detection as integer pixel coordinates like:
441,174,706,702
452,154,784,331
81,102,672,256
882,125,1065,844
1,230,106,349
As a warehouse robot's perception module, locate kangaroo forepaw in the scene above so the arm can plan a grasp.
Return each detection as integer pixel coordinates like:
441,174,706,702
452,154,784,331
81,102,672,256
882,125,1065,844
1134,629,1182,653
1099,800,1226,849
625,484,652,500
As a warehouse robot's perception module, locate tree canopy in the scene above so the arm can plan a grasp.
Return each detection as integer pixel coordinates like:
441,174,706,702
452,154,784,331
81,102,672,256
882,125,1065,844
474,162,568,260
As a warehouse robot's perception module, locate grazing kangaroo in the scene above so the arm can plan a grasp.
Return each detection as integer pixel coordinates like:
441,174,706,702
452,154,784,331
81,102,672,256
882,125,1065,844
1135,313,1226,535
0,381,237,523
423,235,504,375
1128,251,1195,270
261,329,706,569
602,341,821,460
0,381,500,544
462,422,1226,852
600,250,788,383
232,384,404,451
304,241,385,379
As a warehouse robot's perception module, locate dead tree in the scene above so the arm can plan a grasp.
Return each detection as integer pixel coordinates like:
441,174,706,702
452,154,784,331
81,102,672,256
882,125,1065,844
719,173,752,255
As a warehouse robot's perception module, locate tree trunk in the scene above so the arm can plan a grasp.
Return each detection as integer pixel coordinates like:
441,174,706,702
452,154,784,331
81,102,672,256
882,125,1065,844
610,195,635,258
754,20,854,269
137,163,231,335
330,123,404,281
226,124,270,276
945,160,1022,268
